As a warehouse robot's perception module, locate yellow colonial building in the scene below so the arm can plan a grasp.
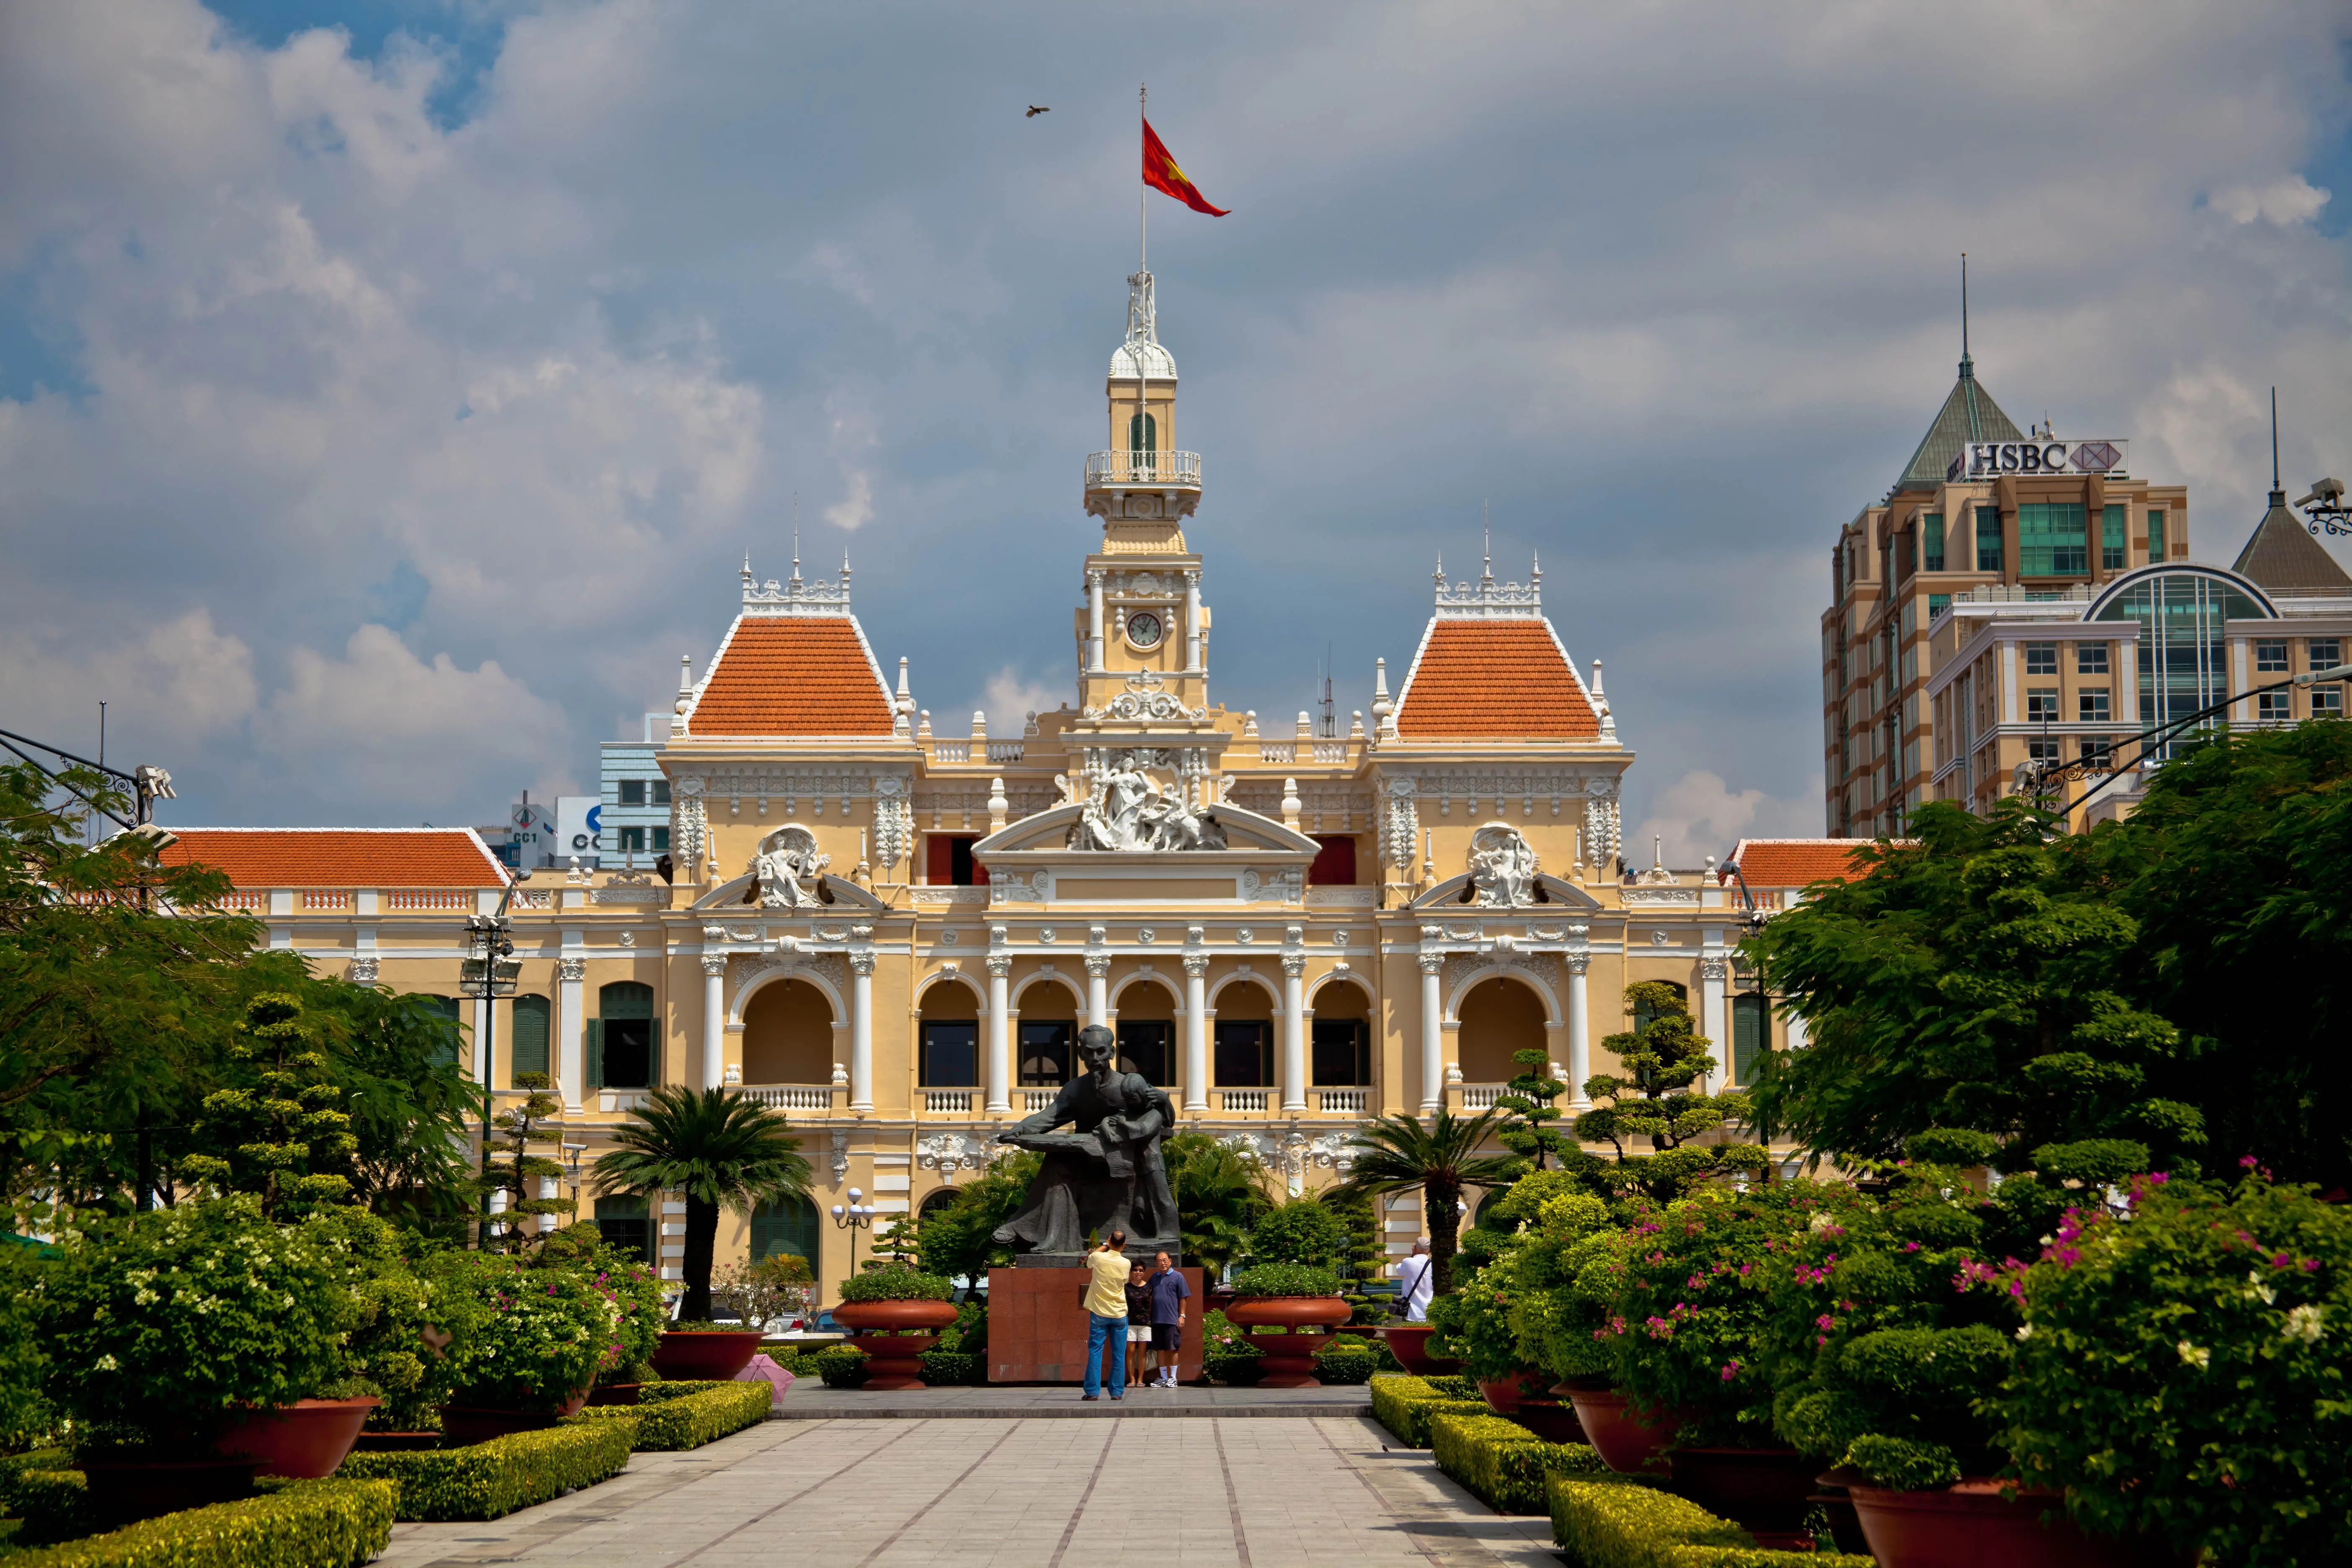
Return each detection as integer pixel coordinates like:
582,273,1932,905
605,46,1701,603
164,271,1799,1297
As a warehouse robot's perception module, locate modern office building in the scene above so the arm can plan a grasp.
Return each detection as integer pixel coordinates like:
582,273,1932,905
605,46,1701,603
1822,343,2190,838
598,715,673,864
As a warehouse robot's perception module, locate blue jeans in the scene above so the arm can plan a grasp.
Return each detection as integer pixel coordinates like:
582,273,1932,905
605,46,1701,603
1083,1312,1126,1397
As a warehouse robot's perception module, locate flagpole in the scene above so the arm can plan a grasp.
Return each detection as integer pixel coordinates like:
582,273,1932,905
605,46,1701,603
1137,82,1148,475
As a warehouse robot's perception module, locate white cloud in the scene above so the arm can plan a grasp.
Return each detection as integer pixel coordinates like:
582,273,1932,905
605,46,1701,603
0,610,258,753
1632,770,1823,871
2210,176,2331,226
978,665,1060,738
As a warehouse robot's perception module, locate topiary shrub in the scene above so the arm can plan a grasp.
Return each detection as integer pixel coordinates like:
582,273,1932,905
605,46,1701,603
811,1346,869,1389
915,1350,985,1386
835,1264,953,1303
1241,1199,1353,1271
1228,1264,1341,1298
1312,1334,1381,1385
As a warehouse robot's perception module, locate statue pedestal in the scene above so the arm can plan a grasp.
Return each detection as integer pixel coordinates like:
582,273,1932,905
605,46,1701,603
986,1265,1204,1385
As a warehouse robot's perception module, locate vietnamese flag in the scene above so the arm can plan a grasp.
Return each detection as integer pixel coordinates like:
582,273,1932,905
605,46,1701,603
1142,119,1229,216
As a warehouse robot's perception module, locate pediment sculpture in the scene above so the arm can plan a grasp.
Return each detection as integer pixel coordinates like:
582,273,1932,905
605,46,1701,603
748,824,831,908
1468,823,1539,907
1065,749,1228,853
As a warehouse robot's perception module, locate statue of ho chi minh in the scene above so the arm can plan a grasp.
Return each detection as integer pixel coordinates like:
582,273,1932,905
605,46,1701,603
992,1024,1181,1262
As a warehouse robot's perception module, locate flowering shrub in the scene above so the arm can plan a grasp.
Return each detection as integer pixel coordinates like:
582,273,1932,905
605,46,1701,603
835,1261,954,1303
1516,1191,1625,1385
1990,1172,2352,1567
431,1252,635,1413
36,1196,357,1450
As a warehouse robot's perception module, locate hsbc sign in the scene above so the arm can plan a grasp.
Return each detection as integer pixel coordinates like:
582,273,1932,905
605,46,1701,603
1947,438,2127,482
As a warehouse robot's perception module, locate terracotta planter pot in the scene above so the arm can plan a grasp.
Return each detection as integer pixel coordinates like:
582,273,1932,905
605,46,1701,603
1477,1369,1544,1415
1665,1447,1818,1540
213,1396,379,1479
440,1388,589,1447
80,1458,261,1520
651,1328,768,1382
1508,1397,1586,1445
1806,1477,1870,1558
832,1300,959,1390
1562,1386,1686,1474
1376,1324,1460,1377
1847,1480,2192,1568
586,1383,643,1407
1225,1296,1352,1388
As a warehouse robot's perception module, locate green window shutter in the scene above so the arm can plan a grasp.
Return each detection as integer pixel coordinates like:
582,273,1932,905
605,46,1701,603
598,982,655,1019
1732,994,1765,1084
586,1019,605,1089
1127,410,1156,452
511,995,551,1079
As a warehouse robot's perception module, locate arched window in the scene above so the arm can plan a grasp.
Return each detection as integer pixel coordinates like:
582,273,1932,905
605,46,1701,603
918,1186,962,1222
1020,982,1079,1086
1117,980,1176,1086
511,995,551,1080
1312,983,1372,1087
591,982,656,1091
1127,410,1157,454
750,1195,820,1292
919,980,980,1088
1214,981,1274,1087
1458,977,1545,1083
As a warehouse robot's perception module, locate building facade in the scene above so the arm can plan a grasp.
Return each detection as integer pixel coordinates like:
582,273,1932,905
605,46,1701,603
162,271,1801,1297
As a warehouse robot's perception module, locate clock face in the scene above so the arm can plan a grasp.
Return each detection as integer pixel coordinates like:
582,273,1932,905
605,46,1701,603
1126,611,1163,650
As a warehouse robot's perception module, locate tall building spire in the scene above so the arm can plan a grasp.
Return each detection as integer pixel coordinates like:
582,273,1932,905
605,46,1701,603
1959,252,1972,379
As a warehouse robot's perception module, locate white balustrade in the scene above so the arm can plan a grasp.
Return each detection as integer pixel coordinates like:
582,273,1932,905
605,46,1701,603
1312,742,1349,763
1257,742,1295,763
597,1089,653,1114
1084,449,1202,488
986,741,1025,764
932,742,971,763
741,1085,835,1112
1218,1089,1269,1113
1022,1089,1057,1112
1315,1088,1367,1113
302,889,353,910
387,889,470,910
924,1089,975,1113
1460,1084,1506,1110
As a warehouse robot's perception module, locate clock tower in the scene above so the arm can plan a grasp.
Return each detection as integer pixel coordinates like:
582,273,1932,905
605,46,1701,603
1075,269,1210,726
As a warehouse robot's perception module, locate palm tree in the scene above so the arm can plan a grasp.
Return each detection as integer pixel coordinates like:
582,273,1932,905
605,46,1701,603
592,1086,812,1322
1161,1131,1269,1281
1336,1109,1519,1296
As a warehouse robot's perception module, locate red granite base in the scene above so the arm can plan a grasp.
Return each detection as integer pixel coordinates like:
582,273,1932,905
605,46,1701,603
987,1266,1204,1385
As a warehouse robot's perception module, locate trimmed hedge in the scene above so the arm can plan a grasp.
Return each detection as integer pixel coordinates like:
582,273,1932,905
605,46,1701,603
579,1383,772,1450
1313,1338,1380,1386
811,1346,869,1389
1367,1374,1491,1449
338,1417,636,1521
1429,1412,1606,1514
0,1447,69,1516
0,1478,392,1567
1426,1373,1480,1399
915,1350,985,1386
1547,1476,1876,1568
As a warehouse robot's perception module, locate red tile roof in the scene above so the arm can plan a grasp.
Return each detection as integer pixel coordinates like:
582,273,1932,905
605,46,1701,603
1723,839,1868,889
1394,621,1599,740
688,617,895,737
161,828,507,887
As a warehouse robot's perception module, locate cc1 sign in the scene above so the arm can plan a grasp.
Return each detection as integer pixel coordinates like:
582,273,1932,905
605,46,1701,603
1947,438,2126,482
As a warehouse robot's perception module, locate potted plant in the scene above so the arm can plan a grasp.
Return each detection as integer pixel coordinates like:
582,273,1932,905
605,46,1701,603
1201,1308,1263,1385
1224,1264,1351,1387
1334,1109,1520,1376
39,1196,359,1514
1982,1167,2344,1568
593,1086,812,1382
429,1250,621,1444
832,1262,959,1389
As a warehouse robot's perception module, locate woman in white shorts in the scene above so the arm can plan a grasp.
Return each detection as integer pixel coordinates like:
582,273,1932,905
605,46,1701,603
1124,1266,1155,1387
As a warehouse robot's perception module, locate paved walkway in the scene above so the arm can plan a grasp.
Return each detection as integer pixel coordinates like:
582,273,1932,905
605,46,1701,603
772,1383,1371,1418
373,1416,1562,1567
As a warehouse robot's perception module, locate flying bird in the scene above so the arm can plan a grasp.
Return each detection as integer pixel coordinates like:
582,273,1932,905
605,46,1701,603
1025,105,1050,118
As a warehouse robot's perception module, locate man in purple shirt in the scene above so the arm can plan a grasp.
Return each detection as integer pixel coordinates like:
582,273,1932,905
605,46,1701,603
1146,1250,1190,1388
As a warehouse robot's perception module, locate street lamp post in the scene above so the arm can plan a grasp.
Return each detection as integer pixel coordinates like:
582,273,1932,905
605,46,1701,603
830,1188,876,1279
461,890,525,1248
562,1141,589,1230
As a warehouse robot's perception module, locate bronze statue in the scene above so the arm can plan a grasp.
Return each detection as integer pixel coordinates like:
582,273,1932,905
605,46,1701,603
993,1024,1180,1259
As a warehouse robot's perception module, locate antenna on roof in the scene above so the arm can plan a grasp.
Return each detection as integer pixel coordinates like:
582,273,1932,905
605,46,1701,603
792,493,802,583
1320,642,1336,738
1482,503,1493,583
2271,386,2282,498
1959,253,1970,375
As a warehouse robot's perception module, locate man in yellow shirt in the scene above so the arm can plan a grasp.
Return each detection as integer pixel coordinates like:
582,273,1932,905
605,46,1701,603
1081,1229,1132,1400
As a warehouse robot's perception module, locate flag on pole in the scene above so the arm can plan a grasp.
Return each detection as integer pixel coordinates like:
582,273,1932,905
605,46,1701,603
1142,119,1229,216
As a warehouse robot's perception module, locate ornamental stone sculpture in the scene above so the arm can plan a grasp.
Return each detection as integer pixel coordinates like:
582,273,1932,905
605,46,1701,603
1468,822,1540,906
992,1024,1180,1260
748,824,830,908
1065,750,1227,853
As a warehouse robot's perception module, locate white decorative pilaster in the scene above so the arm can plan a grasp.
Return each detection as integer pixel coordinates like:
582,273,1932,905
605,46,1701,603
1182,953,1210,1111
700,953,727,1091
1281,953,1308,1112
1087,569,1106,672
849,950,876,1113
1418,952,1444,1113
1184,568,1202,672
985,954,1013,1114
557,954,587,1113
1700,953,1730,1088
1564,949,1592,1111
1085,953,1111,1032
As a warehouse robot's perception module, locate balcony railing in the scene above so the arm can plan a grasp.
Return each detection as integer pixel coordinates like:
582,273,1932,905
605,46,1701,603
740,1085,837,1112
1217,1089,1269,1113
1021,1089,1057,1112
924,1089,975,1114
1085,449,1201,489
1460,1084,1506,1110
1315,1088,1367,1114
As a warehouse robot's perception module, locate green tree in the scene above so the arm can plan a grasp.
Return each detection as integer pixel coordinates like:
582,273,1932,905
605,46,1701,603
1494,1046,1569,1168
484,1071,573,1249
1746,799,2200,1176
1241,1197,1353,1270
1161,1130,1267,1279
1336,1109,1519,1295
2091,722,2352,1191
1574,981,1763,1197
180,992,358,1217
593,1086,813,1321
913,1151,1041,1292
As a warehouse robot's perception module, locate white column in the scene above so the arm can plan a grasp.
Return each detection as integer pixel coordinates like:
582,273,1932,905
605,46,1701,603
1086,955,1110,1032
1565,952,1591,1111
701,954,726,1091
849,952,875,1112
472,996,491,1086
1418,954,1443,1113
1182,955,1209,1111
1701,954,1729,1088
1184,569,1202,672
1281,956,1308,1112
1087,569,1106,672
557,955,586,1113
985,956,1012,1114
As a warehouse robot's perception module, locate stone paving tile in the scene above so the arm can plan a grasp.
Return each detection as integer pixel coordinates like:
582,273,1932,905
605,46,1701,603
373,1416,1559,1568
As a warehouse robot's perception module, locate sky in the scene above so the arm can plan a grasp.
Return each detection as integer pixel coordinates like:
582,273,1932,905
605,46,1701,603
3,0,2349,863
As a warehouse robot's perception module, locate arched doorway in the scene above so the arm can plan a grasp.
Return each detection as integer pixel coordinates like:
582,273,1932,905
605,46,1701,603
1214,979,1276,1087
741,979,834,1085
592,981,655,1089
750,1194,821,1305
1019,981,1080,1086
1312,981,1372,1087
1458,977,1546,1083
